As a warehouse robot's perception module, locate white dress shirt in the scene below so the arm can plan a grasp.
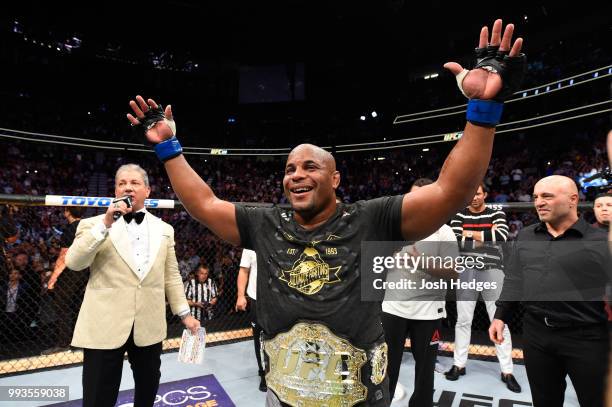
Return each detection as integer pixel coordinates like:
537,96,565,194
91,209,151,280
125,209,150,280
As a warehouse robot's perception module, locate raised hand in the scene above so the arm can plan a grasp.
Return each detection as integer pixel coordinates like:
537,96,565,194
127,95,176,144
444,19,524,100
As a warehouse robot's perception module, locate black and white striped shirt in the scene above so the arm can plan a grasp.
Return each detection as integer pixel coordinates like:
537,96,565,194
450,206,509,270
184,278,218,322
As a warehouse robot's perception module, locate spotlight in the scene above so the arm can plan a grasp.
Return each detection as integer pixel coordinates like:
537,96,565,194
360,115,366,121
371,111,378,118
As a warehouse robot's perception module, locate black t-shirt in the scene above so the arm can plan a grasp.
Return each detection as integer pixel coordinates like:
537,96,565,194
235,196,404,346
60,220,79,249
60,219,80,273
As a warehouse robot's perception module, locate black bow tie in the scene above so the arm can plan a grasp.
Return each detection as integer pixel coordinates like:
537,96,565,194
124,212,145,224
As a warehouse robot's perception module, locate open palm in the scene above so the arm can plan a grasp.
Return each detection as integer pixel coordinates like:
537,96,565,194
127,96,176,144
444,19,523,100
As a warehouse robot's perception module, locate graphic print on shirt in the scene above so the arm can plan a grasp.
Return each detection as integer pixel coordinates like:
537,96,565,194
279,234,343,295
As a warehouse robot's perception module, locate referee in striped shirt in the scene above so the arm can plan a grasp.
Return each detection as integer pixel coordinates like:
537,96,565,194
184,264,218,323
445,183,521,393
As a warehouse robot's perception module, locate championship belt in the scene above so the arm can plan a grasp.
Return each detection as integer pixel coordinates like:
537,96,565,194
264,322,387,407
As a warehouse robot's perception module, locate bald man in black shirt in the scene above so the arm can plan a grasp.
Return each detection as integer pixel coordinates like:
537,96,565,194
490,175,610,407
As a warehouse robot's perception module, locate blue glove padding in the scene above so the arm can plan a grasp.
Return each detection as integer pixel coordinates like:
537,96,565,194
154,136,183,162
466,99,504,127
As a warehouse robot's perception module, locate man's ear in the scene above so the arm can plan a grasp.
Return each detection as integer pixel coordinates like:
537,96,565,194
332,171,341,189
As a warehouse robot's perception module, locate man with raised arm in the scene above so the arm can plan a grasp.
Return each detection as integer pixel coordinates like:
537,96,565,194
127,19,525,407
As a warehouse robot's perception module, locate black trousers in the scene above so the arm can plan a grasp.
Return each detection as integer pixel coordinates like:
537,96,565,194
523,313,609,407
381,312,440,407
249,298,265,375
82,327,162,407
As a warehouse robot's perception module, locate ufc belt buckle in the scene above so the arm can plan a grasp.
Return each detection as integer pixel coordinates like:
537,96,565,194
264,322,368,407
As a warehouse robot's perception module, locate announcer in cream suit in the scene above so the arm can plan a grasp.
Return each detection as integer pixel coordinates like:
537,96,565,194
66,164,200,407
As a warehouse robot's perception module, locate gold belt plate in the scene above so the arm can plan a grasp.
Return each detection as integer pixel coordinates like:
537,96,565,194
264,322,368,407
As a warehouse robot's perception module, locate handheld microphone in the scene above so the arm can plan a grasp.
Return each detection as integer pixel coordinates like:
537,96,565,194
112,196,132,221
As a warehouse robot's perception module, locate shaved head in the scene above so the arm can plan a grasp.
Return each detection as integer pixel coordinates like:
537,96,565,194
288,144,337,172
284,144,340,226
533,175,579,228
534,175,579,196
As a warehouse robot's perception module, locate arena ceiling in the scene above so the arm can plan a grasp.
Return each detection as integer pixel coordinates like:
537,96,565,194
7,1,606,64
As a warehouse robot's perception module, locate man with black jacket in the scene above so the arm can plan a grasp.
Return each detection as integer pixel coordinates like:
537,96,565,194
490,175,610,407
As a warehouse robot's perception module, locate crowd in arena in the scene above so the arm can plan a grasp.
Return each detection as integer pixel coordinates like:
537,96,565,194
1,22,610,361
1,121,609,357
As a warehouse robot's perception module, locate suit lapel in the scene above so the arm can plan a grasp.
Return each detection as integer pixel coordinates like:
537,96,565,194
109,218,139,278
142,213,163,280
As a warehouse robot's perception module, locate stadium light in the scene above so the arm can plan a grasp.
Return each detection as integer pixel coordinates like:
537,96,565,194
371,111,378,118
360,115,366,121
